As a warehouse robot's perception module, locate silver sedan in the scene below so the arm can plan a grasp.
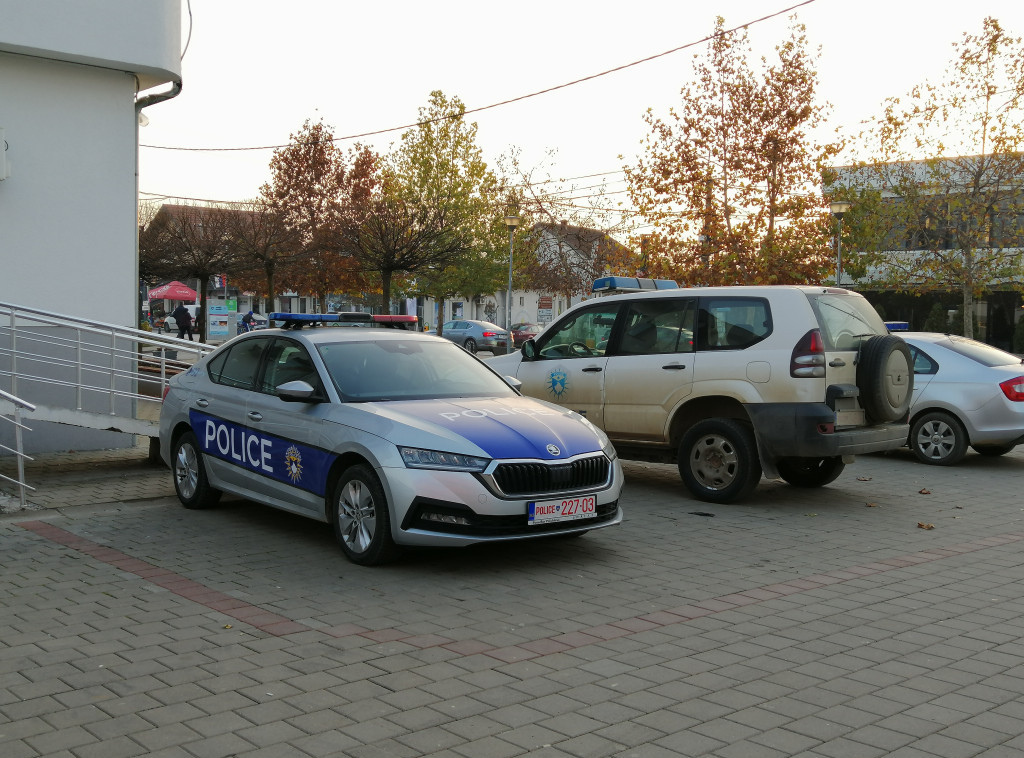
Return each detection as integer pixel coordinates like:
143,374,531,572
903,332,1024,465
159,320,623,565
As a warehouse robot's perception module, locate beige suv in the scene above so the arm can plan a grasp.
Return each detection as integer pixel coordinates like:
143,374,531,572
486,280,913,503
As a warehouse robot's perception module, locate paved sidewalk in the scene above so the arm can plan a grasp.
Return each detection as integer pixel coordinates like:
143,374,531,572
2,446,1024,757
0,438,173,513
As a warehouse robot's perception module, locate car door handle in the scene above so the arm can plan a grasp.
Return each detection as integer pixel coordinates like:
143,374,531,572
582,366,603,373
247,411,263,422
829,358,846,367
662,364,687,370
195,399,209,408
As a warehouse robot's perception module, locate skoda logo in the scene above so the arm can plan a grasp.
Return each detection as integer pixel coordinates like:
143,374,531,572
546,444,561,456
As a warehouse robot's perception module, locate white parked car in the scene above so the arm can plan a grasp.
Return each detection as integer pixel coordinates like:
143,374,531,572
487,278,913,503
902,332,1024,464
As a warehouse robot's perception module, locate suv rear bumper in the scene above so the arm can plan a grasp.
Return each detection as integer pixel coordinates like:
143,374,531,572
747,403,909,462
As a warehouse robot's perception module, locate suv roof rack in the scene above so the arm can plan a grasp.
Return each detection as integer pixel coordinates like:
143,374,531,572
591,277,679,296
269,312,419,330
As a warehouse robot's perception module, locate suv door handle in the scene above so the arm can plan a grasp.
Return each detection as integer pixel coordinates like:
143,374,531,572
662,364,687,370
582,366,603,373
247,411,263,422
829,358,846,367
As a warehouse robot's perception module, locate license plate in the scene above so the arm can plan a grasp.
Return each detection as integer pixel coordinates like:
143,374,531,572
529,496,596,525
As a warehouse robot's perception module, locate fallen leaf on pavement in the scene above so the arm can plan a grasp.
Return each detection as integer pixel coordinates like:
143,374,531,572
919,488,931,495
917,522,935,530
865,502,879,507
857,476,872,481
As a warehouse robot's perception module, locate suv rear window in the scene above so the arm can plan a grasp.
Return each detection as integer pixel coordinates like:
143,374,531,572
807,292,887,350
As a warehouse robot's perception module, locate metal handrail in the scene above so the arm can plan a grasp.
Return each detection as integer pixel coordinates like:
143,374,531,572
0,300,217,442
0,387,36,509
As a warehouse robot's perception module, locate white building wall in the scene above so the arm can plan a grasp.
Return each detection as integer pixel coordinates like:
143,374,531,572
0,0,181,325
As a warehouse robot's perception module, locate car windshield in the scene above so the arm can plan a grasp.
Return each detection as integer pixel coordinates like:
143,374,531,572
316,339,517,402
808,292,887,350
940,335,1024,368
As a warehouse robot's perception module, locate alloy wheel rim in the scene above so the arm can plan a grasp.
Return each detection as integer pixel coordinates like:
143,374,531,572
917,420,955,460
175,444,199,499
338,479,376,553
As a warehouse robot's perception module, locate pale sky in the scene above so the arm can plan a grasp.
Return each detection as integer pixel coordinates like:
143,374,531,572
137,0,1024,225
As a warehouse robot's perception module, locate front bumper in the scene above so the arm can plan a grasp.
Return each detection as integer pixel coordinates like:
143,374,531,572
381,457,624,547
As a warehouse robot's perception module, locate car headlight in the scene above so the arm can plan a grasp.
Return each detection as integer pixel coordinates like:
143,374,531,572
399,447,490,472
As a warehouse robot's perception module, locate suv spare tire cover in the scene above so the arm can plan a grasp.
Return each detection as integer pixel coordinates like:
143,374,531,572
856,335,913,423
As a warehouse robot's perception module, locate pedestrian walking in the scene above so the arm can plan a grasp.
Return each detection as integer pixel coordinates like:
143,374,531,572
171,303,194,341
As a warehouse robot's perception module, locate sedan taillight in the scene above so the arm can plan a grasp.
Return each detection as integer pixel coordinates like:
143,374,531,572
791,329,826,378
482,331,501,338
1000,376,1024,402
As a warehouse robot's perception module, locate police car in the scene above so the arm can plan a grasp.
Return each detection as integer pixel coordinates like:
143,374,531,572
158,312,623,565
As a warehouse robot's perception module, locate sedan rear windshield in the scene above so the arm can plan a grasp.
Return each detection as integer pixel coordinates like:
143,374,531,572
317,339,517,401
939,335,1024,368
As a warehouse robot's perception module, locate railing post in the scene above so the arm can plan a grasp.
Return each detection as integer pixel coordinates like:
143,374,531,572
14,404,27,509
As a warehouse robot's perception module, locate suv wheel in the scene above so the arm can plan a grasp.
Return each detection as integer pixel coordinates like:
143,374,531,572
857,335,913,422
776,456,845,488
678,419,762,503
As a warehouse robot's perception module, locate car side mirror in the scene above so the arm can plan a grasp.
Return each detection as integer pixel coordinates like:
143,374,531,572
522,339,537,360
503,375,522,391
276,380,321,403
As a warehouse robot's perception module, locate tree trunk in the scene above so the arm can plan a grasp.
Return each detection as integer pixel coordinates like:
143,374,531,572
963,248,974,340
380,270,392,314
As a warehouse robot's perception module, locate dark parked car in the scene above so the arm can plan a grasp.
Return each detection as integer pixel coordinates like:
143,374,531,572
440,319,509,354
511,322,544,347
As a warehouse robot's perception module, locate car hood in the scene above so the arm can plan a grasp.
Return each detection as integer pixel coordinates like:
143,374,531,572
340,395,603,460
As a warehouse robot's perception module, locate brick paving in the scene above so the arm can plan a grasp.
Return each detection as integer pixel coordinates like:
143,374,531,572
1,444,1024,756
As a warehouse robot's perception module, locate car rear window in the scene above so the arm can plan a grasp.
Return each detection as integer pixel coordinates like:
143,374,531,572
807,292,888,350
940,336,1024,367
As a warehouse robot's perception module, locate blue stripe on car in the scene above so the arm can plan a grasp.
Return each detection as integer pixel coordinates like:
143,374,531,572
190,410,336,496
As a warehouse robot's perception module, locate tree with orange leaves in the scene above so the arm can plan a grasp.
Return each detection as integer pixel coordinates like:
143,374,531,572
625,16,838,286
261,119,372,312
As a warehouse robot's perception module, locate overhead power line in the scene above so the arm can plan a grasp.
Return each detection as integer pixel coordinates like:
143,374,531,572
140,0,819,153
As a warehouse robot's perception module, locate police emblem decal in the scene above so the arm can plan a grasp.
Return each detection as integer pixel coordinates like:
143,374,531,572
284,445,303,483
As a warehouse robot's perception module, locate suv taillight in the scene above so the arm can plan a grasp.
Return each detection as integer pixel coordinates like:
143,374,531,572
791,329,826,378
1000,376,1024,402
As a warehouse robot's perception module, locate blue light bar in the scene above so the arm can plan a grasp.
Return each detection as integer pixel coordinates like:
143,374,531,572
269,312,374,328
591,277,679,294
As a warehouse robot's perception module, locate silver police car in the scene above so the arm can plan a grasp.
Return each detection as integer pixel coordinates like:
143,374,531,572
159,313,623,565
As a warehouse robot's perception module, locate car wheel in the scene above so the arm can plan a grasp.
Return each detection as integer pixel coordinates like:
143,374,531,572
331,464,399,566
678,419,762,503
776,456,846,488
973,444,1016,457
464,338,477,353
910,411,968,465
172,431,221,509
857,335,914,422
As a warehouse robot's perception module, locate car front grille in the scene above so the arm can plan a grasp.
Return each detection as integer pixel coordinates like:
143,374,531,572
489,454,611,498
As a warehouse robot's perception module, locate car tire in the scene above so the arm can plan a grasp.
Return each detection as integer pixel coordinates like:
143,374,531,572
172,431,222,509
678,419,762,503
857,335,914,423
464,338,477,354
332,464,399,566
910,411,968,465
973,444,1016,457
776,456,846,488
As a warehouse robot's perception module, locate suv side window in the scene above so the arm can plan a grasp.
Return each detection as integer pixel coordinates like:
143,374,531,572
698,298,772,350
536,304,621,359
615,298,696,355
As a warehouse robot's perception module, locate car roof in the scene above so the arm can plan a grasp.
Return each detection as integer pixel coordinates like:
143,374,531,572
234,327,450,347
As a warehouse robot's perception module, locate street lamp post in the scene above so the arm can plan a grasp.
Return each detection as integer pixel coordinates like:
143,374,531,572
830,200,852,286
504,215,520,353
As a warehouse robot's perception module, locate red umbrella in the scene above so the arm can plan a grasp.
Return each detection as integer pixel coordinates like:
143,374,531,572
148,281,198,301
